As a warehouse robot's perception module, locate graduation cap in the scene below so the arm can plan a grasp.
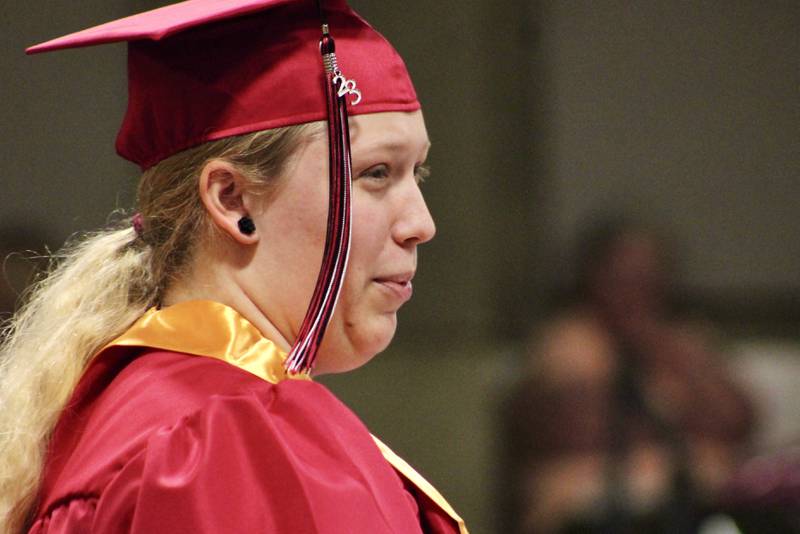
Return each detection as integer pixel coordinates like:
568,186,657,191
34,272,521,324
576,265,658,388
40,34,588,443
28,0,420,373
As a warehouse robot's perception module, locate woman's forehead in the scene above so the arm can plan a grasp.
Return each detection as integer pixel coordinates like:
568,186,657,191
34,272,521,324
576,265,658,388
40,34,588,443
349,111,430,156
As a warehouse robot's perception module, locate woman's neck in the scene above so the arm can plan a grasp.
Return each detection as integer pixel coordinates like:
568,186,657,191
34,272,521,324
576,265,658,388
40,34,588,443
161,252,292,354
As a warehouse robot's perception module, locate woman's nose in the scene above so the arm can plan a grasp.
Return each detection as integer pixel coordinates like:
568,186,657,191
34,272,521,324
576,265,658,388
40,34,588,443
393,181,436,246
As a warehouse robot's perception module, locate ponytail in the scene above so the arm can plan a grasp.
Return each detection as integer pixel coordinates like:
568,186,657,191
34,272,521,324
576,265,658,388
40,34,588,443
0,226,156,532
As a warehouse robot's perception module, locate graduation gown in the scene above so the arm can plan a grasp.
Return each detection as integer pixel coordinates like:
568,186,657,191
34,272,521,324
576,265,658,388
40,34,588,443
28,300,467,534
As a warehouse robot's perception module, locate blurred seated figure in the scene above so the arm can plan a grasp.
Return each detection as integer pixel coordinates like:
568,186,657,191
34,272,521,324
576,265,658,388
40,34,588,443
504,217,755,534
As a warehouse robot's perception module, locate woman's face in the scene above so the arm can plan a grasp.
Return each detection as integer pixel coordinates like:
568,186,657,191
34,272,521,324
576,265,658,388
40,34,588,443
246,110,435,374
591,231,666,318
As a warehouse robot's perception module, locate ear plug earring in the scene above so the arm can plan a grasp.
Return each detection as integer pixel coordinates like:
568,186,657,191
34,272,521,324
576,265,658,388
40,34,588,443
237,216,256,235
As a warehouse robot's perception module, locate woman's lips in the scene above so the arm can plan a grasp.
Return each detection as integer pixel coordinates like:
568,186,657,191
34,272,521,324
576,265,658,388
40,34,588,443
375,279,413,303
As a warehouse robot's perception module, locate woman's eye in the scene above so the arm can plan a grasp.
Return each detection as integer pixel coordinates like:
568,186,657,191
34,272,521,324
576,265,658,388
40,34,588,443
414,164,431,184
359,165,390,181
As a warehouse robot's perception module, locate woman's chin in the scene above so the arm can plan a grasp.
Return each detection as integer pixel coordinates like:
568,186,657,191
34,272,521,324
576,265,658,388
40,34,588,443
312,314,397,375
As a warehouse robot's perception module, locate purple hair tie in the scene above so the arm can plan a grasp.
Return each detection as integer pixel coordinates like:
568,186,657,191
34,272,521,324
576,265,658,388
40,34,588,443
132,213,145,236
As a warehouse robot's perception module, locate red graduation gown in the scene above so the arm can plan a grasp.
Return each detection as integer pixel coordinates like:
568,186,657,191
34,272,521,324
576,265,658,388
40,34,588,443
29,301,467,534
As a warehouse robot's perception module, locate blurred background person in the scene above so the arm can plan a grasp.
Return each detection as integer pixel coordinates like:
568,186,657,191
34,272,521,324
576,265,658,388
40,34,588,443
504,217,755,534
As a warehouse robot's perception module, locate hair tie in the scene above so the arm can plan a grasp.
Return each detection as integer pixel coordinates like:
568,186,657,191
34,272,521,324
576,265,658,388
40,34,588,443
132,213,145,236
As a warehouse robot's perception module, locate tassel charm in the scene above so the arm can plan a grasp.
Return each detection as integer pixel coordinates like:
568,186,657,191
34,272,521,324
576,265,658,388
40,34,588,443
285,24,358,374
333,72,361,104
321,27,361,105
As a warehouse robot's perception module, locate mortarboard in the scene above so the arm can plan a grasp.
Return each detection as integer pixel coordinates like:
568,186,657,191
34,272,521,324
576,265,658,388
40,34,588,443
27,0,419,169
28,0,420,372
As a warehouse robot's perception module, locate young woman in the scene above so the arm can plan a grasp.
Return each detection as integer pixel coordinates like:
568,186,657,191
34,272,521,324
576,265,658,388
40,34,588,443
0,1,468,532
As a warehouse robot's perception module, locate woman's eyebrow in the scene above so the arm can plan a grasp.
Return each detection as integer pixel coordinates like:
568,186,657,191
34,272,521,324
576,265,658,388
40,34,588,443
355,138,431,156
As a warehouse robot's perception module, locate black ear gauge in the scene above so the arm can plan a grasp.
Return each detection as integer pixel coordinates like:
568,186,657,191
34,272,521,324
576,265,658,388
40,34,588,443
237,216,256,235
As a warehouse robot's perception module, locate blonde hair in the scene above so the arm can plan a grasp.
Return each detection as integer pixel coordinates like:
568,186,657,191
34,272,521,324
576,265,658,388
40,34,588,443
0,122,319,533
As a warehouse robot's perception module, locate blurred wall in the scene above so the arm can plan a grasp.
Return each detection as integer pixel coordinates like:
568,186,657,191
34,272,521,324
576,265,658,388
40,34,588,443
533,1,800,301
1,1,138,246
3,1,798,533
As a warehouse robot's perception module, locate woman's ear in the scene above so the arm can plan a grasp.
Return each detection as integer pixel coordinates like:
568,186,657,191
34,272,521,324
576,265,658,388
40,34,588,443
198,159,259,245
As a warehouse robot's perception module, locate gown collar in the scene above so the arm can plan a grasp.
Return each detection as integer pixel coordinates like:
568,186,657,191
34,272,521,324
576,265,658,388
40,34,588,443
106,300,467,534
107,300,308,383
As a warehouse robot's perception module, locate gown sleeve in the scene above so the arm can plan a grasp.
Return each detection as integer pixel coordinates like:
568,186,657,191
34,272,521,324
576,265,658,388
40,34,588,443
33,380,424,533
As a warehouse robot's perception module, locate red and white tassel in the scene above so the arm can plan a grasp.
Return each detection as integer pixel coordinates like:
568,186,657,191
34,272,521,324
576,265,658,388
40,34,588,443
285,26,358,374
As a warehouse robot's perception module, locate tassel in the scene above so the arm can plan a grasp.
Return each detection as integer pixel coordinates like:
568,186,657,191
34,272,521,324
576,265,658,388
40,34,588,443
285,24,358,374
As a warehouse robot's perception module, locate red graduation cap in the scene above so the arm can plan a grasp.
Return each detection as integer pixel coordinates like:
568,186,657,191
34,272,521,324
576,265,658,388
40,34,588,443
27,0,419,169
28,0,419,372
